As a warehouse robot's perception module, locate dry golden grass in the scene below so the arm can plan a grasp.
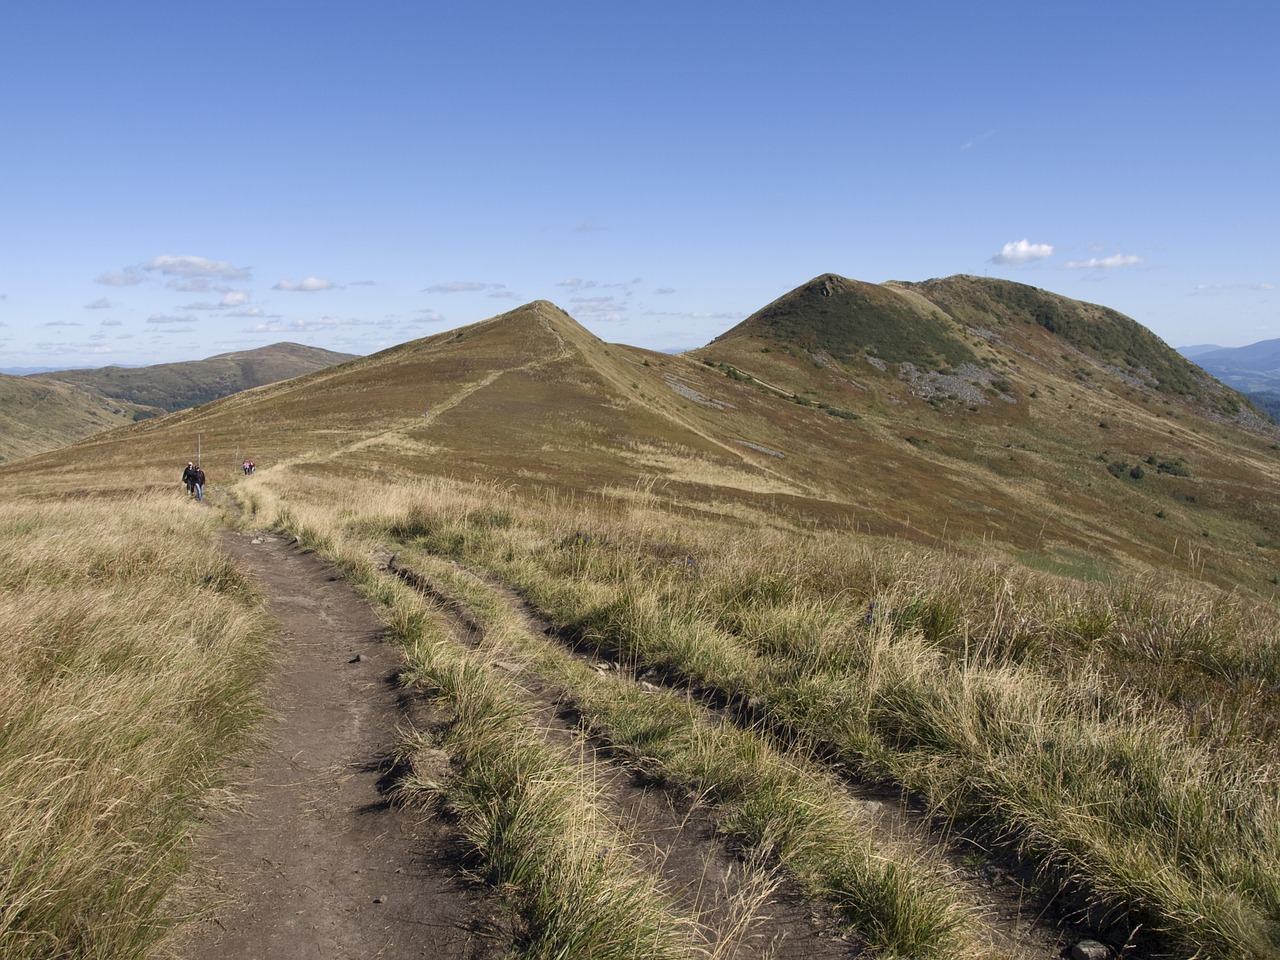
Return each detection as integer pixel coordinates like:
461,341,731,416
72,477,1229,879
238,467,1280,958
0,494,271,958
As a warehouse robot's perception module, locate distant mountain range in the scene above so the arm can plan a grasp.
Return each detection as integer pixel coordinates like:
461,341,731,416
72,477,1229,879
1176,340,1280,419
0,342,356,461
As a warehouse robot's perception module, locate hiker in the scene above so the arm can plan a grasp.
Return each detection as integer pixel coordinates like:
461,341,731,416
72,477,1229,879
242,459,251,475
193,464,206,502
182,462,196,496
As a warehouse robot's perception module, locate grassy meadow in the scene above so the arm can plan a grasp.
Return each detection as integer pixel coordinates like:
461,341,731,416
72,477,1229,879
224,465,1280,959
0,482,271,959
5,451,1280,957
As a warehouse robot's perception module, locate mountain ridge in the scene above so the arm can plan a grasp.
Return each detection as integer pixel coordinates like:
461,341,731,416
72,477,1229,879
32,341,357,413
0,342,356,462
6,275,1280,597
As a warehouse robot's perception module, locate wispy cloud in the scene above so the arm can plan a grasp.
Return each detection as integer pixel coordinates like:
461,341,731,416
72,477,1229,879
43,320,83,327
417,309,446,322
573,220,607,233
568,296,624,321
1191,281,1275,295
147,313,196,325
85,297,114,309
147,254,251,280
1065,253,1144,269
96,267,145,286
991,239,1054,265
246,315,373,334
423,281,503,294
961,129,995,150
558,278,632,291
274,276,336,292
655,287,676,295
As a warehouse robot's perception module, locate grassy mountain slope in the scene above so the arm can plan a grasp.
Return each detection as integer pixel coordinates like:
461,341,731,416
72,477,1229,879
0,373,159,462
8,283,1280,597
694,274,1280,593
32,341,356,413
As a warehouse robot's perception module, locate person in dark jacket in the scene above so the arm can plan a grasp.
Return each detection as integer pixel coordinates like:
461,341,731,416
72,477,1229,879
192,465,206,502
182,462,196,496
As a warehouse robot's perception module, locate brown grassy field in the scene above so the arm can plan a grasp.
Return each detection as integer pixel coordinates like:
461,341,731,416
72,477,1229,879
4,279,1280,958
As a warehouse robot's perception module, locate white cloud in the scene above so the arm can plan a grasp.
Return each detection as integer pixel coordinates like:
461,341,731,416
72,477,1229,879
991,239,1054,265
558,277,632,291
227,306,268,318
43,320,82,327
417,309,446,322
655,287,676,295
569,296,624,321
247,315,373,334
96,268,145,286
101,318,122,327
1191,281,1276,295
85,297,114,309
220,290,250,307
488,290,520,300
274,276,336,292
424,281,494,293
147,313,196,325
961,129,995,150
147,254,251,280
1065,253,1144,269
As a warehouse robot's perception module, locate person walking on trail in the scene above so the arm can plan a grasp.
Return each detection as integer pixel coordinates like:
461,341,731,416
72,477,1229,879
193,464,206,502
182,462,196,496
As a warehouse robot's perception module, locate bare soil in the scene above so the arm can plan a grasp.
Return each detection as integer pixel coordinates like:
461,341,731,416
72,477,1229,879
168,531,501,960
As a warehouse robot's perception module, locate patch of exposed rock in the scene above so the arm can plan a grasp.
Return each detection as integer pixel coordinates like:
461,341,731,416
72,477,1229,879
897,362,1016,405
664,375,736,410
738,440,784,458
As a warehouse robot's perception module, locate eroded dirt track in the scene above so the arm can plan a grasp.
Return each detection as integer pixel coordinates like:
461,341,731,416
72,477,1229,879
171,531,499,960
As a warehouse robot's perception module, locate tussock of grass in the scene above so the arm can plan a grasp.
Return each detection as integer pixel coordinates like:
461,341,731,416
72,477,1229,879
370,544,974,958
0,496,270,959
384,600,702,959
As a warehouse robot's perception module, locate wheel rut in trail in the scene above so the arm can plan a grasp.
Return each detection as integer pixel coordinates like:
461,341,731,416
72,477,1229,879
387,557,855,960
172,531,501,960
391,554,1093,960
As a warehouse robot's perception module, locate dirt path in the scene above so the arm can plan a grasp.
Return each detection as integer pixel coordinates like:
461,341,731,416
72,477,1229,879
170,531,500,960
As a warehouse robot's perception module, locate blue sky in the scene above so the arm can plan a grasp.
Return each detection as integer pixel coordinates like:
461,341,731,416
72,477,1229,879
2,1,1276,369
